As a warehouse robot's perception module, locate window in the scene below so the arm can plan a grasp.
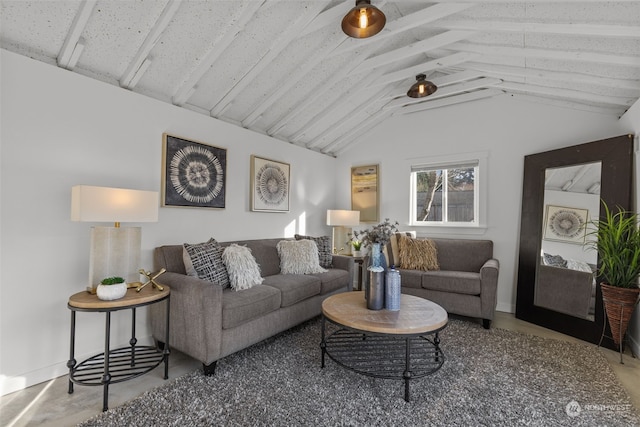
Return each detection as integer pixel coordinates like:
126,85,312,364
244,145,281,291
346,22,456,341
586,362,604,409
410,160,480,227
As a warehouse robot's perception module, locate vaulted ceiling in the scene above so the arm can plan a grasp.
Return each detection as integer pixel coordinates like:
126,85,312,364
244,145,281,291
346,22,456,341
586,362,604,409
2,1,639,157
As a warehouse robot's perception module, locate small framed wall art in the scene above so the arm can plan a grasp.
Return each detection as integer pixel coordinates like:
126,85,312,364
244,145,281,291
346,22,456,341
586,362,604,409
162,133,226,209
543,204,588,244
250,155,290,212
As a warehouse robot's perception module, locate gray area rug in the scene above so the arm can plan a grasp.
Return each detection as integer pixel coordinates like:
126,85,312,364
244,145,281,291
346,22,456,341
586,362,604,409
78,317,639,426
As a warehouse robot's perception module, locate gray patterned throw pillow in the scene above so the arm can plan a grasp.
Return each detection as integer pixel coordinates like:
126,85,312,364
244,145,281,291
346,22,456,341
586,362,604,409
294,234,332,268
183,239,230,288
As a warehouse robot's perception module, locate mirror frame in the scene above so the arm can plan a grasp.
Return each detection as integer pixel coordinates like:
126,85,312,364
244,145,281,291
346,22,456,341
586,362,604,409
516,134,634,346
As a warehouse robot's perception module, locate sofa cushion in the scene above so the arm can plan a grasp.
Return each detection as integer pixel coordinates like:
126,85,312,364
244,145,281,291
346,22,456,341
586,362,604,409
277,239,327,274
387,231,416,267
295,234,332,268
262,274,321,307
221,285,281,329
398,269,424,289
421,271,481,295
222,244,264,290
398,235,439,271
182,239,230,288
432,239,493,272
308,269,350,294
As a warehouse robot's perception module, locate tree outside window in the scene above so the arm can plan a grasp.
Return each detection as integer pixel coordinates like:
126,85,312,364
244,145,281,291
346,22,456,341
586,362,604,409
412,164,477,225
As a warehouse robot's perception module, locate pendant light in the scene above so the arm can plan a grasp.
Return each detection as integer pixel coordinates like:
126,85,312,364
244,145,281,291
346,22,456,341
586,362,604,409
407,74,437,98
342,0,386,39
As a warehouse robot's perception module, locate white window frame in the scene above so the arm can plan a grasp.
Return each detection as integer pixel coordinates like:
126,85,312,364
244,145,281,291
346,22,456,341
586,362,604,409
409,151,488,231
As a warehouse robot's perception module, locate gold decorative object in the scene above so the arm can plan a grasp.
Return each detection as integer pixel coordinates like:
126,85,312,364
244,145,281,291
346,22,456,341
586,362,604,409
136,268,166,292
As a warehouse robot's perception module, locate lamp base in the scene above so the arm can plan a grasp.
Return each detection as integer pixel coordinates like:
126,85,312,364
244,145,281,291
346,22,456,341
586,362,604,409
88,226,141,291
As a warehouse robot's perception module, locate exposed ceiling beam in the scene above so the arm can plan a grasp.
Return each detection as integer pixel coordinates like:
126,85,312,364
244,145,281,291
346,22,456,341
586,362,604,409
499,81,636,107
354,30,476,72
57,0,97,70
120,0,182,89
300,1,352,36
509,94,628,116
444,42,640,67
241,36,349,128
446,62,640,91
392,89,505,116
265,48,372,137
383,77,503,110
209,1,329,116
370,52,478,88
325,109,394,156
435,20,640,38
172,1,265,107
304,86,399,148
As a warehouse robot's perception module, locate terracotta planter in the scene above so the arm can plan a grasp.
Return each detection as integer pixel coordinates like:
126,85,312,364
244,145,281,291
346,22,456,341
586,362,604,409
601,283,640,346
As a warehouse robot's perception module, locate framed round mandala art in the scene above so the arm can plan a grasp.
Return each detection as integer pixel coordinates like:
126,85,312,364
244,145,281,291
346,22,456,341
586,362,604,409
250,155,290,212
162,134,226,208
542,204,588,244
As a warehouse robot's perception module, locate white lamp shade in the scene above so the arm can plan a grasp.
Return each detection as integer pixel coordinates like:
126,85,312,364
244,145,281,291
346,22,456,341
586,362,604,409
326,210,360,226
71,185,159,223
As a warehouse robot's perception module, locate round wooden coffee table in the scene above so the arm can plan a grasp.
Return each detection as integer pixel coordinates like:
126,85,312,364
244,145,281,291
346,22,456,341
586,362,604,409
321,291,448,401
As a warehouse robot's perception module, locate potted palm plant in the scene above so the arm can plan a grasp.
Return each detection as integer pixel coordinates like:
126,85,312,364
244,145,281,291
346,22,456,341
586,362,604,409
585,201,640,350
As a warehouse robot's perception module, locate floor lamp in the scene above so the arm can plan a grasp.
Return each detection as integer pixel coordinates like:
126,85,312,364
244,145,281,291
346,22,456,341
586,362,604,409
71,185,159,292
326,210,360,255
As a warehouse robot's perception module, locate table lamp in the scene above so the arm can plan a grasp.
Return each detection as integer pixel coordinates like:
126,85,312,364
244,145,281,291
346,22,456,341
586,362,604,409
326,210,360,255
71,185,159,292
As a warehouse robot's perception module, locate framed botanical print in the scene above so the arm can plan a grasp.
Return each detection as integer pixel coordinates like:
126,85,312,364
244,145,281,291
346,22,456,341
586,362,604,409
162,133,226,208
543,204,588,244
250,155,290,212
351,164,379,223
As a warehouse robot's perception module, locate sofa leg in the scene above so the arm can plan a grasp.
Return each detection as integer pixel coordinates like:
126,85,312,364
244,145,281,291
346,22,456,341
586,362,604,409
203,361,217,376
482,319,491,329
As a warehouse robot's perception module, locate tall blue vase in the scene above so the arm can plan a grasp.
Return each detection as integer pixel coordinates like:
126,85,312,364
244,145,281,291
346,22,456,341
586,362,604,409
371,242,387,269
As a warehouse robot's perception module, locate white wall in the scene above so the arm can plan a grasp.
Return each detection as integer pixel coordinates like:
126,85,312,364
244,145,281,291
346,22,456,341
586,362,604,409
336,95,635,318
618,100,640,357
0,50,338,395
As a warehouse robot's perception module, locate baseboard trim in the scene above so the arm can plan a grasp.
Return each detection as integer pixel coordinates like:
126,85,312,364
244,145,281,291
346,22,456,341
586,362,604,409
496,302,515,314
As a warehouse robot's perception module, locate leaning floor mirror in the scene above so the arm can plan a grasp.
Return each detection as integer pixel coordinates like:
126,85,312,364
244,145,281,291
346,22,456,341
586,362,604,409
516,134,634,348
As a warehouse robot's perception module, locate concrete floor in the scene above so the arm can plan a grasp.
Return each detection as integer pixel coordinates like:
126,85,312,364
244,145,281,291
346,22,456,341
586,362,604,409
1,312,639,427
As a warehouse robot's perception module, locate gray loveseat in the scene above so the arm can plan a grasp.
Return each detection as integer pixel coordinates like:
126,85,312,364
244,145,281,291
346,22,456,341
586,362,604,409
149,238,353,374
384,236,499,329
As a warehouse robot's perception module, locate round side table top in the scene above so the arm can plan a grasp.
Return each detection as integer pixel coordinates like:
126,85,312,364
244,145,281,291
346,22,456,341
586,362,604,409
322,291,447,335
68,285,170,310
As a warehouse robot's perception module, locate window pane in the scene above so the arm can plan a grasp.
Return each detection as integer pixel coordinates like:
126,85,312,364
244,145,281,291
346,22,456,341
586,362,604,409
415,170,442,221
446,167,475,222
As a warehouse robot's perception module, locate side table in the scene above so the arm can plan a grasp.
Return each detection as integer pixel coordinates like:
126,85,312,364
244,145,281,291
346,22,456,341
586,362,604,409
67,285,170,412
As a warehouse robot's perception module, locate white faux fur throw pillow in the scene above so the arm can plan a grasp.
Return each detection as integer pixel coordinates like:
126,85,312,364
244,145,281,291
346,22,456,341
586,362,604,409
277,239,328,275
222,244,264,291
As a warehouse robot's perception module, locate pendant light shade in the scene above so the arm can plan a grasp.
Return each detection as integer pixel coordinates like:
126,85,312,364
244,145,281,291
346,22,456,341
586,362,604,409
407,74,437,98
342,0,386,39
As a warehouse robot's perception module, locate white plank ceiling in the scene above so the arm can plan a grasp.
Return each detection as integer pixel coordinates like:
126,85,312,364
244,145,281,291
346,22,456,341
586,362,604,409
2,1,639,157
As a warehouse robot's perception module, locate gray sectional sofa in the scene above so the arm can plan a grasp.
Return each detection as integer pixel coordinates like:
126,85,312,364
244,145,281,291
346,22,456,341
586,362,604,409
386,237,499,329
149,238,353,374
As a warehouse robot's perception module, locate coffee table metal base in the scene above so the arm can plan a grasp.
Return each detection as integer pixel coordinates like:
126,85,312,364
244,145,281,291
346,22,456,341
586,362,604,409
320,316,445,402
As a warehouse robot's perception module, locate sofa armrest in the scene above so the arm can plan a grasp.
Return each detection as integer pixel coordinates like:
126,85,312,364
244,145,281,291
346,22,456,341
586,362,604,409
332,255,355,290
479,259,500,320
149,271,223,365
